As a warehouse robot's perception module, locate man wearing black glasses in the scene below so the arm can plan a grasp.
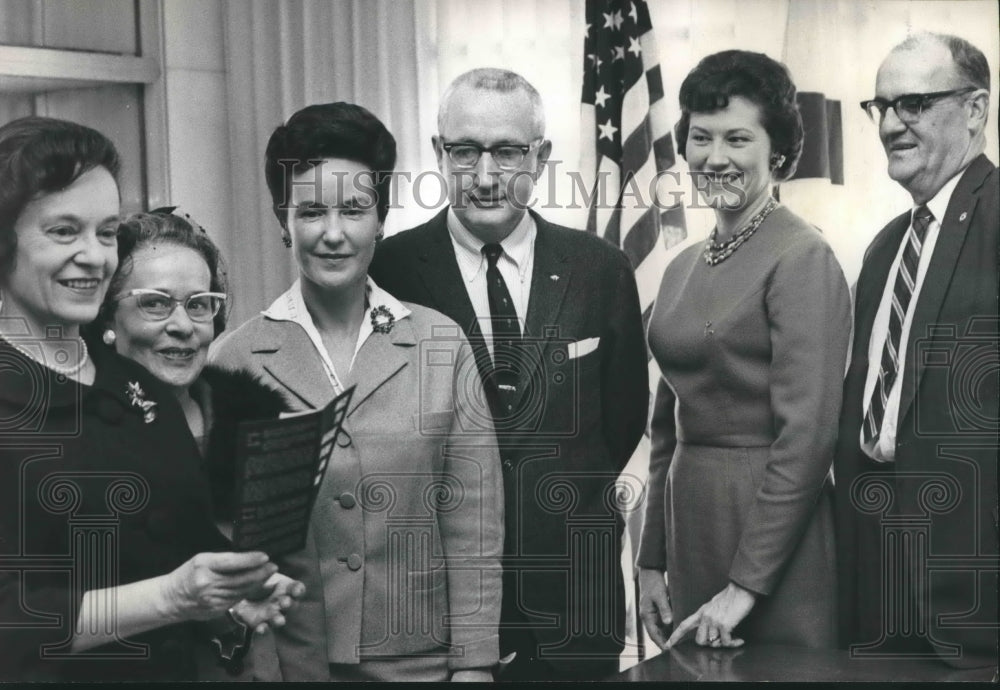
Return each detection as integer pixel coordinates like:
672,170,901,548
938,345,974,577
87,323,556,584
836,32,997,668
370,68,647,681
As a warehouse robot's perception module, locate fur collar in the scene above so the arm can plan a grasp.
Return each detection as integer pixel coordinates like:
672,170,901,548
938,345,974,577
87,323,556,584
199,365,290,520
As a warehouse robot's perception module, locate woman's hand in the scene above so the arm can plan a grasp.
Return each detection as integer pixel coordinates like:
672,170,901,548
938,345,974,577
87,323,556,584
159,551,277,623
231,572,307,634
638,568,673,650
666,582,756,649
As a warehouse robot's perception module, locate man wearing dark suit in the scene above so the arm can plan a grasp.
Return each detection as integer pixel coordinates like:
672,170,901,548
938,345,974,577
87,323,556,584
370,68,648,680
836,32,998,668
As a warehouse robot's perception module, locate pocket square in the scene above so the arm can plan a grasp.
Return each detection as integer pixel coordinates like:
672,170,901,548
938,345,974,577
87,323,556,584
567,337,600,360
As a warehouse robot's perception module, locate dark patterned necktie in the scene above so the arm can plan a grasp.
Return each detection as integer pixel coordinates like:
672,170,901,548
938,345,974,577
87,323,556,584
482,243,521,415
863,204,934,447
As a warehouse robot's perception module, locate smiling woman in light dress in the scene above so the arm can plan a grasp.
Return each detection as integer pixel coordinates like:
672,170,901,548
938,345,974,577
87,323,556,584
636,51,851,651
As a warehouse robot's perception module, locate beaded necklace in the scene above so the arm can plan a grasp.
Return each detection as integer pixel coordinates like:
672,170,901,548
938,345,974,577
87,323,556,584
703,197,778,266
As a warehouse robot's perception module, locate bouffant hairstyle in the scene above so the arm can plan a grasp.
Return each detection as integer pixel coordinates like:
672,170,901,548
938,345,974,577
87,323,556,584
264,102,397,225
94,210,229,339
0,116,120,281
675,50,804,181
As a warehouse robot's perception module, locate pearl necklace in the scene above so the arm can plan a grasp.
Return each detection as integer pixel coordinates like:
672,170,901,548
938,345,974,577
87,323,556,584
703,197,778,266
0,331,90,376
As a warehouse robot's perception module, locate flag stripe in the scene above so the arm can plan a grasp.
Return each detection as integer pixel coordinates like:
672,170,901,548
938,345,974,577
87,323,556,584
622,204,661,268
581,0,686,267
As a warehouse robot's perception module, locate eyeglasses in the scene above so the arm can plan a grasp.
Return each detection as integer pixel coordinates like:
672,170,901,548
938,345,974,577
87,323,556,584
441,139,543,171
115,289,227,322
860,87,977,124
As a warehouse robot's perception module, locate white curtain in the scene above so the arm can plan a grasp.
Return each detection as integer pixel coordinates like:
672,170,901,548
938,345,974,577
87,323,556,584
220,0,433,326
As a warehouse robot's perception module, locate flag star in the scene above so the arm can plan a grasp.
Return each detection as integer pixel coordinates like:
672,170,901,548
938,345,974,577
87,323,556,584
629,2,638,23
588,53,598,66
628,36,641,57
594,85,611,108
598,119,619,141
603,11,614,29
613,46,625,61
613,10,624,30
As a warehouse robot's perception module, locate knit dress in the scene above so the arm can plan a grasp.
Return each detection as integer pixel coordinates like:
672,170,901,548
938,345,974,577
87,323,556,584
636,205,851,647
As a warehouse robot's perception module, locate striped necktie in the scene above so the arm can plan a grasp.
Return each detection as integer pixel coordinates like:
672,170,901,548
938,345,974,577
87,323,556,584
863,204,934,446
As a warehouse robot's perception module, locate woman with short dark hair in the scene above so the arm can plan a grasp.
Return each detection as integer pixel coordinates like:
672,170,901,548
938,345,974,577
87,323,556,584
211,102,503,681
636,51,850,650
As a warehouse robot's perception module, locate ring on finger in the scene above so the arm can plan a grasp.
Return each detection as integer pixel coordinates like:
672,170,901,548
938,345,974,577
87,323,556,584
707,631,719,643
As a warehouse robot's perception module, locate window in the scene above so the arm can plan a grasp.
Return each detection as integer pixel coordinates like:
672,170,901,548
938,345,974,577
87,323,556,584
0,0,167,212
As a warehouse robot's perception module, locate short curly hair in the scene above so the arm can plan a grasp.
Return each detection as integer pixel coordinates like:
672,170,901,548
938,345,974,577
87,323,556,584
675,50,804,182
0,116,120,281
264,102,397,226
93,211,229,340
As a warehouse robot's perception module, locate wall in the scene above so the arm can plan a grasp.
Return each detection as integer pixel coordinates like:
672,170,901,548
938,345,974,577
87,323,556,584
161,0,236,275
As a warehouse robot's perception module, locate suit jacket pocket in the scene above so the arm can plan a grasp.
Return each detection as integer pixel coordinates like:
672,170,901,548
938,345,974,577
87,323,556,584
410,566,447,592
361,564,450,656
412,410,454,434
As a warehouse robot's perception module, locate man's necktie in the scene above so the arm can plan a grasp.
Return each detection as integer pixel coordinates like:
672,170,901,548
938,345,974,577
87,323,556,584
482,243,521,415
863,204,934,446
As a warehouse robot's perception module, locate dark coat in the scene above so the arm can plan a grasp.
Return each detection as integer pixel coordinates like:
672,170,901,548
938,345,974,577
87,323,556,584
370,208,648,676
0,341,227,681
834,154,999,667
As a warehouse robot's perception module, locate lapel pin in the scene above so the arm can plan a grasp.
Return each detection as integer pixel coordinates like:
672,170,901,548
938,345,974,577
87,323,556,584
550,274,560,281
959,211,968,221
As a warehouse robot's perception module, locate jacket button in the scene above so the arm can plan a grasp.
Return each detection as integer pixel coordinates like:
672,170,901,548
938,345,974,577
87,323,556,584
502,459,514,473
347,553,363,571
338,492,356,509
336,430,352,448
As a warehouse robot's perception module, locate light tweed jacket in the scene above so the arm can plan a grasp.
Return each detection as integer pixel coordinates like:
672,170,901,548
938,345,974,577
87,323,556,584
211,296,503,680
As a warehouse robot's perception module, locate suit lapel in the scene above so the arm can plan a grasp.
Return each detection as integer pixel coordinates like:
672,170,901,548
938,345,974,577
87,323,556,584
344,318,416,417
253,321,332,410
415,211,482,338
414,210,493,382
516,213,571,409
898,156,993,423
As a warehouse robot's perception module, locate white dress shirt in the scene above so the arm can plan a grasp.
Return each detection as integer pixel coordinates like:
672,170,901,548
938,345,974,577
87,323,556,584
446,208,535,359
261,276,411,395
860,171,964,462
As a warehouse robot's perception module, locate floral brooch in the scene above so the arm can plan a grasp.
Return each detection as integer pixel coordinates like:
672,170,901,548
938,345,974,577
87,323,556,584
370,305,395,334
126,381,158,424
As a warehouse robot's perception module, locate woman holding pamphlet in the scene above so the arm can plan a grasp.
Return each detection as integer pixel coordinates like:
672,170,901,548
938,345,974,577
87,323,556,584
210,102,504,682
90,207,309,680
0,117,300,682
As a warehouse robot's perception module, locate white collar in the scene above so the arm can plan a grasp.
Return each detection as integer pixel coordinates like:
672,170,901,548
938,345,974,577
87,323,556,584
261,277,410,392
262,276,410,326
446,208,535,283
920,166,965,223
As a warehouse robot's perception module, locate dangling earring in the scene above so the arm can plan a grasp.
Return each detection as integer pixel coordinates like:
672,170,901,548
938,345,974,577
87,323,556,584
770,153,786,170
102,329,116,346
281,233,292,248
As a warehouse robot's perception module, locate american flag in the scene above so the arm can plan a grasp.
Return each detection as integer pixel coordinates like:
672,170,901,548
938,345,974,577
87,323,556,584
580,0,686,661
580,0,686,327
